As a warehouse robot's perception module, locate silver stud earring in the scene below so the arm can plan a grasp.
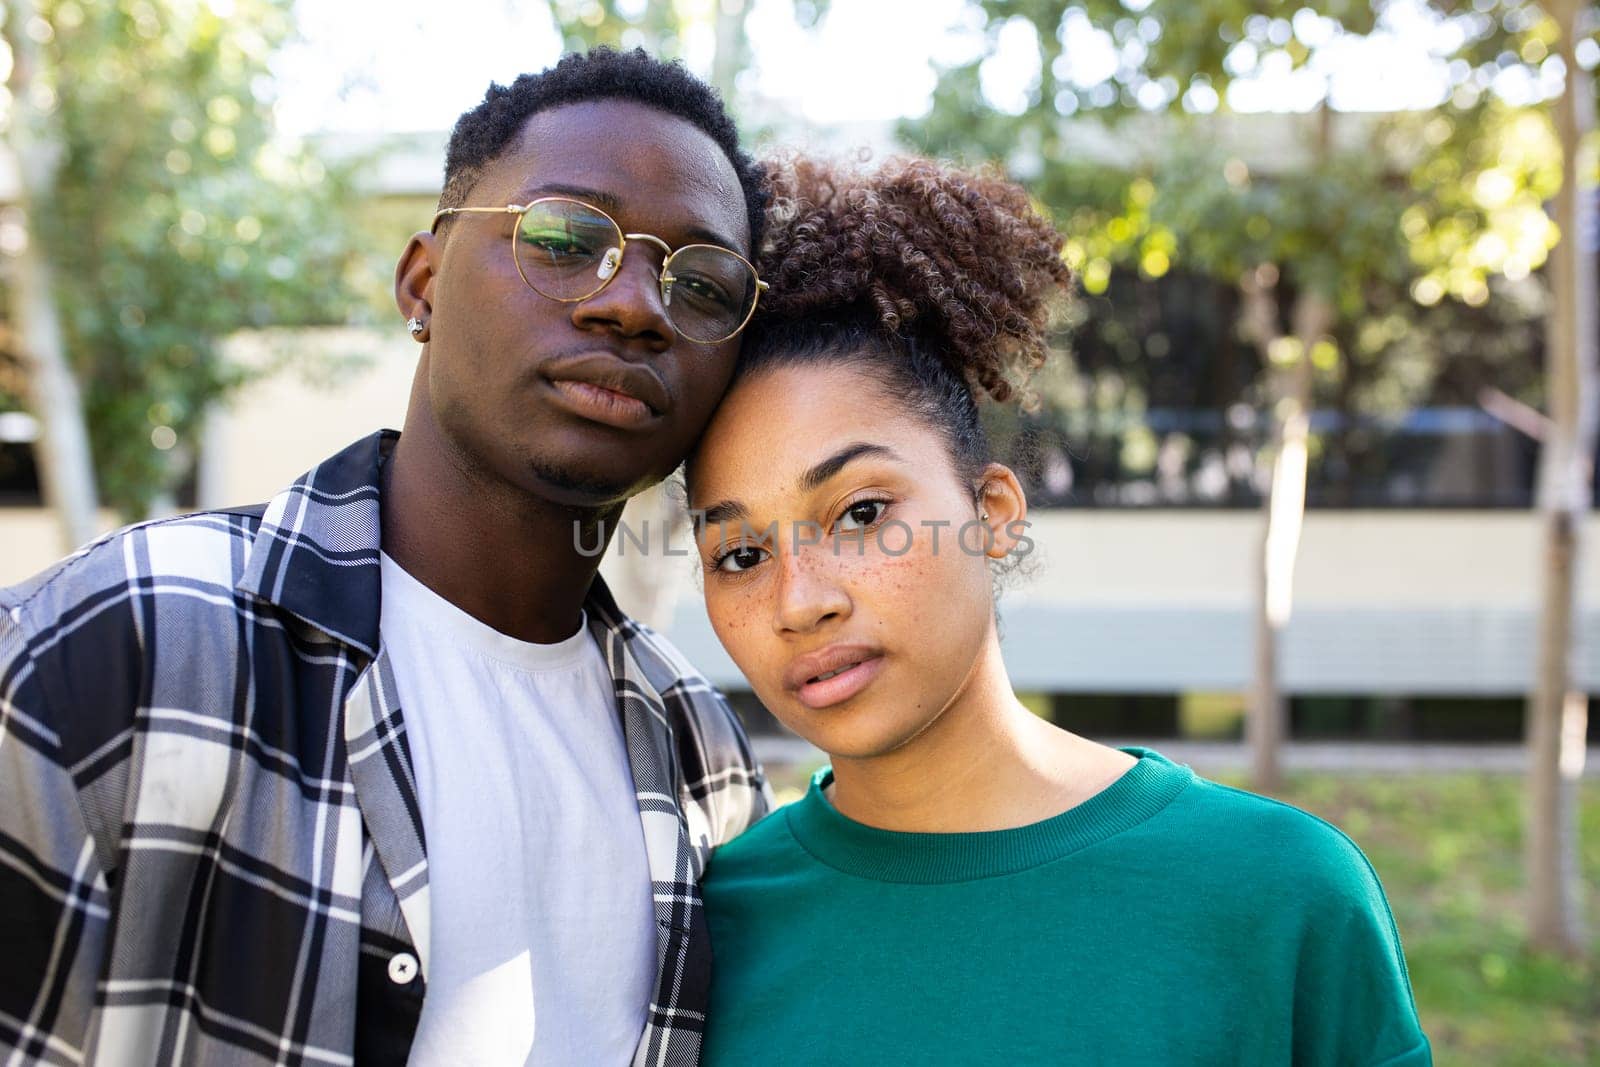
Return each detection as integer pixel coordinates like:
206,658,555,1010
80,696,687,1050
981,511,989,521
407,317,425,338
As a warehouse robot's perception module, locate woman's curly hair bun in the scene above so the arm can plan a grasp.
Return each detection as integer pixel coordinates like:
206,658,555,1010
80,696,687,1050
754,153,1073,405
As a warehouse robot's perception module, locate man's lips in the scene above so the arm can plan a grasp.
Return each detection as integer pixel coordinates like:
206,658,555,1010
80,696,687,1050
548,380,656,427
540,351,671,420
784,644,886,710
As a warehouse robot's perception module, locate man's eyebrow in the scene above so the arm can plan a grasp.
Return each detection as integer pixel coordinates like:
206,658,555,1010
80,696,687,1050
799,443,903,493
517,184,744,253
519,183,623,212
683,224,745,253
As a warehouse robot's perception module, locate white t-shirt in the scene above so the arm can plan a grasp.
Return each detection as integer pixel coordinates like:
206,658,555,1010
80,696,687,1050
378,553,657,1067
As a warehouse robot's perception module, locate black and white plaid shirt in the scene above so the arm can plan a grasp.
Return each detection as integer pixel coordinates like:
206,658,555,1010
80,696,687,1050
0,430,771,1067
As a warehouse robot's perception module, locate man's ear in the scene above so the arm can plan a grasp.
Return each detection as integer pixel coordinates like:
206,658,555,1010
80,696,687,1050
394,231,440,342
975,463,1029,559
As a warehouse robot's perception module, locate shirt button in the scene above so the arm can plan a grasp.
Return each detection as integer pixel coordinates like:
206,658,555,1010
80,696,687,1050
388,952,419,985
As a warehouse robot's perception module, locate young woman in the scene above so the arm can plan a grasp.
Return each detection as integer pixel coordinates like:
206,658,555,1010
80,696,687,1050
685,157,1431,1066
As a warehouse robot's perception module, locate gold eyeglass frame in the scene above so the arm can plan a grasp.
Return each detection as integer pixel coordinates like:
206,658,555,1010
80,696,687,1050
430,195,768,345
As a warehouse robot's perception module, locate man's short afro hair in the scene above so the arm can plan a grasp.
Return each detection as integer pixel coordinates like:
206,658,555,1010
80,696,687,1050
438,47,767,252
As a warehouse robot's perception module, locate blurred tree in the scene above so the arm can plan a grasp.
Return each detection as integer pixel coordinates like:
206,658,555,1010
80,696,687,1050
552,0,682,55
1,0,364,535
1427,0,1596,959
555,0,750,105
1404,0,1595,957
6,0,94,546
1523,0,1594,961
550,0,829,103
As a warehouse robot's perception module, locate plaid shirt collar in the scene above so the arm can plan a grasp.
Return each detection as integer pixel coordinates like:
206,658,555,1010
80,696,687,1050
236,429,390,658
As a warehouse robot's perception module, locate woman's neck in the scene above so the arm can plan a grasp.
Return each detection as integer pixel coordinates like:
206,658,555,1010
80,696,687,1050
826,638,1136,833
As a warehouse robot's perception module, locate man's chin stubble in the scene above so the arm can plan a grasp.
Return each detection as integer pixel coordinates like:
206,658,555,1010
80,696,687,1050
526,455,650,510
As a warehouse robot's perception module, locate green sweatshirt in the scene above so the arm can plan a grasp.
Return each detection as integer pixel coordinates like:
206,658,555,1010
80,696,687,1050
703,748,1430,1066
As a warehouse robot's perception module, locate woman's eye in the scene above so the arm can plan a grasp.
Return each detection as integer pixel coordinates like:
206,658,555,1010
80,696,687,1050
715,545,769,573
834,500,887,533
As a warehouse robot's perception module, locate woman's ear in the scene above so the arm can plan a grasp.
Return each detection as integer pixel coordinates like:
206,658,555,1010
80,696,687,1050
393,231,440,343
975,463,1029,560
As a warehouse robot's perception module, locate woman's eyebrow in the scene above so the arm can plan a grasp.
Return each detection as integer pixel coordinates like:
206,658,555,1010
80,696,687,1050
798,442,902,493
695,442,904,534
698,499,747,529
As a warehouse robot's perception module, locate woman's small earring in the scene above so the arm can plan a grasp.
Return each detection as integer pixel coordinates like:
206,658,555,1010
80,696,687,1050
981,511,989,521
407,317,425,338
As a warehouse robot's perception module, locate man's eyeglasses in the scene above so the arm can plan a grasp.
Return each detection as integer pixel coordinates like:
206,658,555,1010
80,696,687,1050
431,196,767,345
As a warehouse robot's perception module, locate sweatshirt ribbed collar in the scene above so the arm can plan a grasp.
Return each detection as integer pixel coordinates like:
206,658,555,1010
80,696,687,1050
784,748,1193,884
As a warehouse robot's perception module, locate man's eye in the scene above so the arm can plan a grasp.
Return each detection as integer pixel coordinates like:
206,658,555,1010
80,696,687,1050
715,545,769,573
833,500,887,533
521,230,594,257
673,272,737,311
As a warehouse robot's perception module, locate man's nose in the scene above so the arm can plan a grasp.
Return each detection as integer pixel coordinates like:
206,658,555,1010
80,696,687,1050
570,238,674,348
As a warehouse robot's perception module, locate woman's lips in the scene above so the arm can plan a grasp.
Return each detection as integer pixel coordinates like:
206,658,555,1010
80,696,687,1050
794,655,885,710
548,378,657,428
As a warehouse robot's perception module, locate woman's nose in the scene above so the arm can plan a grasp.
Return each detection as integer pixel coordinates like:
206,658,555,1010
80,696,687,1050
772,543,851,636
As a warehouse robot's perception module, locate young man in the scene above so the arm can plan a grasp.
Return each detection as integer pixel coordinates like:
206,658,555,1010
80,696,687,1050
0,50,771,1066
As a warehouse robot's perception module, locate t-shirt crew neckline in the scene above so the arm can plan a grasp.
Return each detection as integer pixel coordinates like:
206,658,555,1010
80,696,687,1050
786,747,1194,884
378,551,591,673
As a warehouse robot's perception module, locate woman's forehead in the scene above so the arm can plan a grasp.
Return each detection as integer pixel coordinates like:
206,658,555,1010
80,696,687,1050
689,365,927,507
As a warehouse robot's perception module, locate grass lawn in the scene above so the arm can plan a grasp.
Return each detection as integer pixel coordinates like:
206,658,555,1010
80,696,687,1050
763,763,1600,1065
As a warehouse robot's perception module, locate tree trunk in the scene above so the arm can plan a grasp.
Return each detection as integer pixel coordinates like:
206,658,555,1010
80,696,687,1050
1246,103,1338,794
1245,268,1332,794
4,1,100,552
1525,0,1594,958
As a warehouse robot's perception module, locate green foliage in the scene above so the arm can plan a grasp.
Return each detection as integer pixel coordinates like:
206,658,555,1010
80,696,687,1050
910,0,1581,309
546,0,835,151
914,0,1373,154
1424,0,1596,113
550,0,831,57
11,0,366,516
553,0,683,54
1030,140,1415,315
905,3,1421,296
1389,103,1564,306
1397,2,1597,308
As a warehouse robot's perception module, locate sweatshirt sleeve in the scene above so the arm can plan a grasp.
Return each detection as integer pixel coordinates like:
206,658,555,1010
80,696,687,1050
1290,823,1432,1067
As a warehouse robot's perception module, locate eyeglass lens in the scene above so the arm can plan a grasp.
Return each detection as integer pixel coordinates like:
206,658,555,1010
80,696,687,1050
515,199,758,342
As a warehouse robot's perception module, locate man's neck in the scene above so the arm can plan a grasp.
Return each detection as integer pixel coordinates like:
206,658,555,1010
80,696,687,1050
379,417,623,645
